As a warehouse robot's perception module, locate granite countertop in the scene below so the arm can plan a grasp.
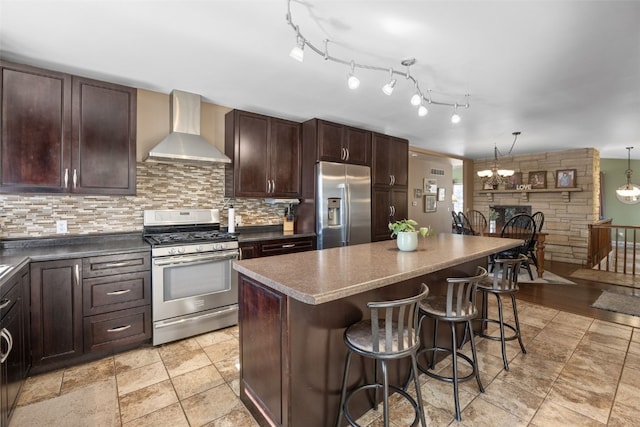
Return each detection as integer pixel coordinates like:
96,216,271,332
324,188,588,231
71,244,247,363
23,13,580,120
233,233,522,305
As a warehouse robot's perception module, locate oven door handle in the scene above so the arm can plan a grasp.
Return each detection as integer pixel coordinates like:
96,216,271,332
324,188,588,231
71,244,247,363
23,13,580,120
153,252,238,267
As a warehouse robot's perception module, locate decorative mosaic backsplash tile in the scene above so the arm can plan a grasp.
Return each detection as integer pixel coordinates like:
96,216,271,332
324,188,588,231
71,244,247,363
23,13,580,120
0,163,289,238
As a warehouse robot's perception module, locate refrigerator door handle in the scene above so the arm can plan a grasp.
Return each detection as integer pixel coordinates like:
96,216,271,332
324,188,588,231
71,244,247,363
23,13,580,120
342,184,351,245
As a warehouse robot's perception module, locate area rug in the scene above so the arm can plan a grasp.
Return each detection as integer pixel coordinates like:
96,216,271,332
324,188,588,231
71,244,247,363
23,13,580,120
489,266,576,285
592,291,640,317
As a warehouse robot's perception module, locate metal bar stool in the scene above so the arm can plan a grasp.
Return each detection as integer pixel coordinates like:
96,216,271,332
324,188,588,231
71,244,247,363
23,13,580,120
416,267,487,421
337,283,429,427
476,254,527,371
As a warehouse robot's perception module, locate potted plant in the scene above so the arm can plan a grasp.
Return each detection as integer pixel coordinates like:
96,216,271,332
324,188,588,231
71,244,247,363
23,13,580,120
388,219,435,251
488,209,499,233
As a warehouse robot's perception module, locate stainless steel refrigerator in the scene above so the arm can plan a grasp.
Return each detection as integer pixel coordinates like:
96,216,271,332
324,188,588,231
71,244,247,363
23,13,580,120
316,161,371,249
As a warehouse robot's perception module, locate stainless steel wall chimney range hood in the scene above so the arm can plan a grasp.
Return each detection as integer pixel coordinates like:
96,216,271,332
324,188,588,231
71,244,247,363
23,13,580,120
144,90,231,164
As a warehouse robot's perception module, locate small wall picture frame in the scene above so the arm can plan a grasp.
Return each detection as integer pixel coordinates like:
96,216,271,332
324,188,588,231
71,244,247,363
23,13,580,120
505,172,522,190
423,178,437,194
424,194,437,212
528,171,547,189
414,188,423,198
556,169,577,188
437,187,446,201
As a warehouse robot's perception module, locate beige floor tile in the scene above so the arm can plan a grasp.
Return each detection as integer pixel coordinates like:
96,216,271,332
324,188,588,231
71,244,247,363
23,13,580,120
16,369,63,406
479,377,544,422
627,339,640,356
162,348,212,378
497,353,564,397
194,327,237,347
203,406,260,427
157,337,201,360
115,345,162,374
181,383,241,426
588,319,633,340
118,379,178,423
213,355,240,383
116,360,169,396
458,396,528,426
557,351,623,394
171,364,225,400
546,379,614,424
203,338,240,363
531,400,606,427
61,357,115,394
122,402,189,427
573,334,629,365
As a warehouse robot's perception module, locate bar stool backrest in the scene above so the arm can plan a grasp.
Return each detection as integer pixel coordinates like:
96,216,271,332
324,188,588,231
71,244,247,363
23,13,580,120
489,254,527,291
368,284,429,354
444,267,488,318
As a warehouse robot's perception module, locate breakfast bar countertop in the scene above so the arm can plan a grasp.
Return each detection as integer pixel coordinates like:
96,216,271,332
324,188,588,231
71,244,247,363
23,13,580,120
233,233,522,305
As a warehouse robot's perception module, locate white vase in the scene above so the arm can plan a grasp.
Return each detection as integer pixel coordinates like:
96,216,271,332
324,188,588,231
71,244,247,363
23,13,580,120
396,231,418,251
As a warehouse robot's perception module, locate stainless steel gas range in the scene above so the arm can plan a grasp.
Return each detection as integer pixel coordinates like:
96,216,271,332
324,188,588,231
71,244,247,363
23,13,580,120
143,209,239,346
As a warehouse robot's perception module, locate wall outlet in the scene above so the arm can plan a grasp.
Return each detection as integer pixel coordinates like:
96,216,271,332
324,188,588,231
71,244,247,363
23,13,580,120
235,215,242,226
56,220,67,234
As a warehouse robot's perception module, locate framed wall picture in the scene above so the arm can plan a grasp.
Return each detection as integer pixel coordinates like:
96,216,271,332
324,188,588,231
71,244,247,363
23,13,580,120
556,169,577,188
528,171,547,189
414,188,423,198
424,195,437,212
423,178,437,194
437,187,446,201
505,172,522,190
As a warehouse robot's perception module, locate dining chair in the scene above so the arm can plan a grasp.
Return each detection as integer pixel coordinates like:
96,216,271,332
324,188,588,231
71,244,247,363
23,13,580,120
466,210,488,235
457,212,477,235
489,214,536,280
527,211,545,268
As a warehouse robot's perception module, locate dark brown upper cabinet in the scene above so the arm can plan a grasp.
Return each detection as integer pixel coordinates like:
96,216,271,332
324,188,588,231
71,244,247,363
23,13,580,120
225,109,301,198
372,133,408,187
0,61,136,195
304,119,371,166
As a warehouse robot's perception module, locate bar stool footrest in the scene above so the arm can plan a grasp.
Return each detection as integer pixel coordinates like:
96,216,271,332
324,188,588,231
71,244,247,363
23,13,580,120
476,318,520,342
416,347,478,384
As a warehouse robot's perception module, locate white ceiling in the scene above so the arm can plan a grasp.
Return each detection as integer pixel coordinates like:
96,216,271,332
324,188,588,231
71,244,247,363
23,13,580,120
1,0,639,160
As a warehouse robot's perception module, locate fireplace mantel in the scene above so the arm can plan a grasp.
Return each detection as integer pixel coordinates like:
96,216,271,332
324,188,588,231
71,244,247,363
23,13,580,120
478,187,582,202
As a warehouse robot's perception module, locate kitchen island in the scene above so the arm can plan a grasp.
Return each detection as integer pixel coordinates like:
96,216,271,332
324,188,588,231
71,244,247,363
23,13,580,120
233,233,521,427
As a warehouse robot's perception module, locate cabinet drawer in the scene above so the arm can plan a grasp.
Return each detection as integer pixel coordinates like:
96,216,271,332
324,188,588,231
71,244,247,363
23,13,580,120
83,271,150,316
83,305,151,353
259,238,315,257
83,252,150,278
0,273,21,319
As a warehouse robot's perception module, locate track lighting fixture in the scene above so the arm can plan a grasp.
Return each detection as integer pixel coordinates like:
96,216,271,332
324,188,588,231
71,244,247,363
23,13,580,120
289,26,305,62
382,69,396,95
616,147,640,204
451,104,461,124
285,0,469,122
347,61,360,90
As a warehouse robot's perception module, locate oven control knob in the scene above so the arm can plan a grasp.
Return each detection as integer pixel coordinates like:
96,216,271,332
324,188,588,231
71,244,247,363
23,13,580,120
214,243,222,250
178,247,185,254
196,246,203,252
168,248,176,255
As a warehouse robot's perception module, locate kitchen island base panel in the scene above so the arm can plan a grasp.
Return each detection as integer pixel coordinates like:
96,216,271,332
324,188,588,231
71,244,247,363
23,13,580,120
239,259,483,427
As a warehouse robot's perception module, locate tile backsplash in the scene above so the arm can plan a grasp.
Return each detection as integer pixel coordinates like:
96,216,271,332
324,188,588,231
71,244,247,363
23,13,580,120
0,162,288,238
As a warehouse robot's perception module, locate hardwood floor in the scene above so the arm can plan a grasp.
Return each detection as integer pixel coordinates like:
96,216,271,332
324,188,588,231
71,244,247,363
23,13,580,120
517,260,640,328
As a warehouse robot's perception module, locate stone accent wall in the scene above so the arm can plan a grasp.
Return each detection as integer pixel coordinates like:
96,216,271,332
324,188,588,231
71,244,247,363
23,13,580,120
0,162,287,238
473,148,600,265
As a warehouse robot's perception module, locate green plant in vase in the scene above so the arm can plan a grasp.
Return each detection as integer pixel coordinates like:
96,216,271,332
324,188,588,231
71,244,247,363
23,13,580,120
389,219,435,251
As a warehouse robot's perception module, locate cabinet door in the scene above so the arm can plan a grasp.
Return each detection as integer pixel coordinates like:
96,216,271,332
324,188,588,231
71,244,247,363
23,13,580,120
1,300,23,426
0,61,71,193
343,126,371,166
229,111,270,197
72,77,136,195
30,259,83,367
317,120,344,163
372,133,393,186
391,188,408,222
371,187,392,241
270,118,301,197
259,237,315,257
390,137,408,187
239,242,259,260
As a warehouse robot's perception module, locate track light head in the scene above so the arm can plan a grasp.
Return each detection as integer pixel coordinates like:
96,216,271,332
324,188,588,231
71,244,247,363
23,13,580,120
382,69,396,95
418,104,428,117
451,104,461,124
347,61,360,89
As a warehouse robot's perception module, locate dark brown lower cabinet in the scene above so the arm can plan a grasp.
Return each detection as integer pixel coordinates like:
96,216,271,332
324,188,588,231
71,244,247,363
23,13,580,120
1,264,30,427
30,259,83,368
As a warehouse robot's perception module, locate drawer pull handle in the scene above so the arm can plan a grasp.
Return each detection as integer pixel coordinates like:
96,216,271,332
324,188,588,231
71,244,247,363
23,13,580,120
282,244,296,248
103,262,130,268
0,299,10,309
106,289,131,296
107,325,131,333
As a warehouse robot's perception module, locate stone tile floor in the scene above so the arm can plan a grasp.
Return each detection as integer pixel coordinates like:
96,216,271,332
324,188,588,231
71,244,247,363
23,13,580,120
10,298,640,426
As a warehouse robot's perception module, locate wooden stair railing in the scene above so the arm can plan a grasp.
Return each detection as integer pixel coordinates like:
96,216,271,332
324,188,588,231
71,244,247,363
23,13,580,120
587,219,639,275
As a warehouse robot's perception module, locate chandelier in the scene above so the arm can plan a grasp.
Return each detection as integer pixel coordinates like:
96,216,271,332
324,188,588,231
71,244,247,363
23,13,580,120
477,132,519,187
615,147,640,204
285,0,469,123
